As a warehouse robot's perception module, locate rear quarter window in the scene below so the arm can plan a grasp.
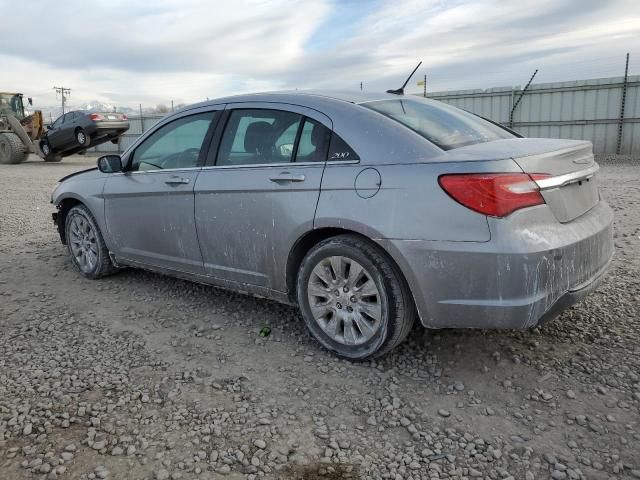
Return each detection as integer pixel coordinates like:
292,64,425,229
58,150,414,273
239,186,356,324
328,133,359,161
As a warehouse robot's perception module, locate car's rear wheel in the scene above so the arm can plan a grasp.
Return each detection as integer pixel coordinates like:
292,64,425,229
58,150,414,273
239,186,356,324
75,128,90,147
65,205,117,279
297,235,415,359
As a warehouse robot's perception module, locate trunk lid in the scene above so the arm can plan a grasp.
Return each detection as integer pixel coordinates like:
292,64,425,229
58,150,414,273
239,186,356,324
508,139,599,223
446,138,600,223
95,112,127,121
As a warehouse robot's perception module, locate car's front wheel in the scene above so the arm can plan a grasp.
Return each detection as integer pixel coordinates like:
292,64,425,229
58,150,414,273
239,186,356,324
297,235,415,359
65,205,116,279
40,139,62,162
75,128,91,147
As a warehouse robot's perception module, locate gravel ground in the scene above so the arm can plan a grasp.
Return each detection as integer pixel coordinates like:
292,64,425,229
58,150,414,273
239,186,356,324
1,155,639,480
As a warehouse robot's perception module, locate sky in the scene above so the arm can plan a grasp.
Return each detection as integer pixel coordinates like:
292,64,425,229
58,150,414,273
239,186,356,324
1,0,639,110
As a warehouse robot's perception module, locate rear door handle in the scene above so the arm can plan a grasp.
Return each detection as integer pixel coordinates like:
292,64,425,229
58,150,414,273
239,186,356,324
165,176,190,185
269,172,306,183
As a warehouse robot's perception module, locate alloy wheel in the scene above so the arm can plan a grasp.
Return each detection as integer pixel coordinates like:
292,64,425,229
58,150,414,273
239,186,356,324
68,214,98,273
307,255,383,346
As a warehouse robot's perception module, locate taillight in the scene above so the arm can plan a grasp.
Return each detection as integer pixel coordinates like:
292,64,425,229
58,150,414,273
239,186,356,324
438,173,551,217
122,114,128,120
89,113,104,121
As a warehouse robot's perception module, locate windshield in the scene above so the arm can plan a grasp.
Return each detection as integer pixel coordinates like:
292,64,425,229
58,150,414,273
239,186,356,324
0,93,25,119
361,98,514,150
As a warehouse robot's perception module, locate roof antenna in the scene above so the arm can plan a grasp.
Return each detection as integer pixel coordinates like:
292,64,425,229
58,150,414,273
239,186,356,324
387,61,422,95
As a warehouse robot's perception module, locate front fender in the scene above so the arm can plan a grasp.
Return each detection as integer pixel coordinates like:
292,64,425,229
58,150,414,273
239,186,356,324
51,176,110,249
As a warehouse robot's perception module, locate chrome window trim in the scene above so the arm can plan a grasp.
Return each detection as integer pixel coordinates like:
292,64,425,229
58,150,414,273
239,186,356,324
114,167,202,176
113,159,361,174
536,164,599,190
200,160,360,171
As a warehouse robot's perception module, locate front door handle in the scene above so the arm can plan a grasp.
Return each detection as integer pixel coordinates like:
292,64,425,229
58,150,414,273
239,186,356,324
269,172,306,183
165,176,190,185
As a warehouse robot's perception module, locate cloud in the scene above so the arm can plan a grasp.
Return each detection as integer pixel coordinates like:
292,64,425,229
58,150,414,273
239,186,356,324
1,0,638,110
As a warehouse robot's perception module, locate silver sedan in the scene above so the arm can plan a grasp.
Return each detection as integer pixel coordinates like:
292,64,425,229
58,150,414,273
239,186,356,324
51,91,614,359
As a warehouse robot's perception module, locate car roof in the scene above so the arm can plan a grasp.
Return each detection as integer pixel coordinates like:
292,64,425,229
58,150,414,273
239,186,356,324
187,90,417,110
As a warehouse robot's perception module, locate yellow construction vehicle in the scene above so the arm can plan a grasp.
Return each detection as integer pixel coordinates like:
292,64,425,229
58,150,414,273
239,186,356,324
0,92,61,163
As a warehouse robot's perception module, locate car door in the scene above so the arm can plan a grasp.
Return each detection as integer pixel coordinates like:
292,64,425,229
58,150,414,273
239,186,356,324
61,112,77,146
194,103,332,292
103,107,221,275
47,114,67,148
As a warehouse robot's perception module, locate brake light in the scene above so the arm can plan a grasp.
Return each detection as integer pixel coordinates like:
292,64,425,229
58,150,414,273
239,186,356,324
89,113,104,121
122,114,128,120
438,173,551,217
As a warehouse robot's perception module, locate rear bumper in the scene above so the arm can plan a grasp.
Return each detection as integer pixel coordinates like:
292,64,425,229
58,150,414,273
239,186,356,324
379,201,614,329
537,257,610,325
86,122,129,136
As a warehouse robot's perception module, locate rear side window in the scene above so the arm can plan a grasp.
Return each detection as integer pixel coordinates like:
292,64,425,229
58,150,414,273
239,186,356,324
217,109,303,166
362,98,514,150
295,118,331,162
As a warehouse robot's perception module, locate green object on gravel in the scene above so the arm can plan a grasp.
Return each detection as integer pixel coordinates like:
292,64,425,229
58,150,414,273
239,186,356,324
259,326,271,337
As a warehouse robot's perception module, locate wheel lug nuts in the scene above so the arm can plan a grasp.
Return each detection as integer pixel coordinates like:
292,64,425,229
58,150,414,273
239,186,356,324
350,296,356,303
343,287,349,293
346,306,353,313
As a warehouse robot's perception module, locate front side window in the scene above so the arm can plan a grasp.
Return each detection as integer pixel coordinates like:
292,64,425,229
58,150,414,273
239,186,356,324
217,109,303,166
362,98,514,150
130,111,215,171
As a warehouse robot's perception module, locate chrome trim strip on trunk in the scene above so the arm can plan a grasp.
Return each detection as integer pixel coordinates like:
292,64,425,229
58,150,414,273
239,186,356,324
535,163,599,190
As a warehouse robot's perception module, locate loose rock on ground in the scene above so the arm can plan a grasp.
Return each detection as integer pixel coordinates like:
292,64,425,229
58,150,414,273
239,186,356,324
1,155,639,479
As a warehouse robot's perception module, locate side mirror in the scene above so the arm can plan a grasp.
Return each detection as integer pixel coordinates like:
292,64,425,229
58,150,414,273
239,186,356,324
97,155,122,173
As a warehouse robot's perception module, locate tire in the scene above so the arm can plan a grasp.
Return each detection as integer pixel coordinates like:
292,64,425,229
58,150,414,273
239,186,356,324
64,205,117,279
0,132,27,164
296,235,415,360
75,128,91,147
39,139,62,162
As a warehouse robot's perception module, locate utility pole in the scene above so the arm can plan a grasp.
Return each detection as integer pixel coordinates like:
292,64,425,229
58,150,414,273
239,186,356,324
139,103,144,134
360,81,363,91
509,69,538,128
53,86,71,114
616,52,630,155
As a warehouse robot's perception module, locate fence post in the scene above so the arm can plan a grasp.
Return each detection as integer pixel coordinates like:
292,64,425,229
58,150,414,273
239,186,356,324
616,52,630,155
509,88,515,125
509,69,538,128
139,104,144,134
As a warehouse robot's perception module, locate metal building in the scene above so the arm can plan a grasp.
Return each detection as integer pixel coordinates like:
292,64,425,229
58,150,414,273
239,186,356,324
425,75,639,155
